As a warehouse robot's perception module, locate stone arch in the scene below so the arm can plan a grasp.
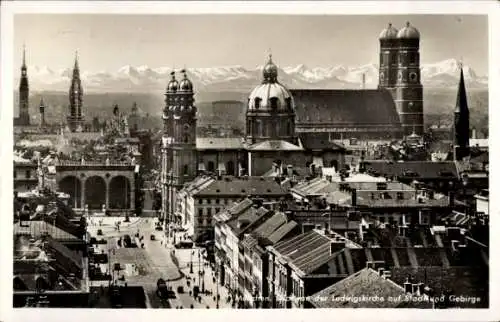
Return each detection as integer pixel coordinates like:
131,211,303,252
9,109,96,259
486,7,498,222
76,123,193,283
226,161,235,176
109,176,131,209
85,176,106,210
59,176,82,209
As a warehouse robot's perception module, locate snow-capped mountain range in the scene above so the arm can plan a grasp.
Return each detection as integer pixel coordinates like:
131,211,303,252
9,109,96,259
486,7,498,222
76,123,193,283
20,58,487,93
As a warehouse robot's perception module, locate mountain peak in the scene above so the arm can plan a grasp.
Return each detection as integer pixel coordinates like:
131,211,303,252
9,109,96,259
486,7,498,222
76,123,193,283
18,59,487,92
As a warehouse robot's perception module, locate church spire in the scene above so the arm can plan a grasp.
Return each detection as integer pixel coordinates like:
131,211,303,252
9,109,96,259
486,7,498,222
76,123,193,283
22,43,27,70
74,50,79,70
454,65,470,160
18,44,30,125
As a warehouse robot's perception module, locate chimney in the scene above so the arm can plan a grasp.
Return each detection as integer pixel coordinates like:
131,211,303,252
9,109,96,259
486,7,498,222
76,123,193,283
351,189,357,207
472,128,477,139
362,73,366,90
403,279,412,294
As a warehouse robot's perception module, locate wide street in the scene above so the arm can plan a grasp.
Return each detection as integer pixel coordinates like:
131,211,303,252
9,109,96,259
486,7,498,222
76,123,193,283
87,216,232,308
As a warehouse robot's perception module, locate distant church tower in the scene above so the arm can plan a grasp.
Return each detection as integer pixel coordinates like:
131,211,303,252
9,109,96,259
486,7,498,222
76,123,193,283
378,22,424,136
18,45,30,126
161,69,197,225
67,52,84,132
454,66,470,161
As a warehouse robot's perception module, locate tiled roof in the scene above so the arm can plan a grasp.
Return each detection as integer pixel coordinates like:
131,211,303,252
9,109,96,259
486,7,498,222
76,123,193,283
252,212,288,239
352,196,450,208
364,161,459,180
226,206,270,236
292,89,402,126
267,221,298,244
273,230,333,275
196,137,245,150
309,268,418,308
195,176,290,197
214,198,253,222
298,133,345,151
248,140,303,151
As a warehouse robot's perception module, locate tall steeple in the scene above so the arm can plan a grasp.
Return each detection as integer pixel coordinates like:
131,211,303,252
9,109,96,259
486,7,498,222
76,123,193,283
67,50,84,132
454,64,470,160
18,44,30,125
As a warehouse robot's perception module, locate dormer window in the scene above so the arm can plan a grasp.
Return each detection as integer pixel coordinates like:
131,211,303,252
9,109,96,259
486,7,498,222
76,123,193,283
270,97,279,110
254,97,261,109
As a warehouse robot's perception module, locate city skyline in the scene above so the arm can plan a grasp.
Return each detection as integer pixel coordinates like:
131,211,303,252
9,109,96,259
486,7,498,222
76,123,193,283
14,14,488,75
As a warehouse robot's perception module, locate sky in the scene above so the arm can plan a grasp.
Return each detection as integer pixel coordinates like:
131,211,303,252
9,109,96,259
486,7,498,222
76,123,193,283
14,14,488,75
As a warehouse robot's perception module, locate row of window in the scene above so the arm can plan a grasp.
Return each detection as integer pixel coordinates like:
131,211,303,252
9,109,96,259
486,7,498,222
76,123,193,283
198,198,238,205
252,97,293,110
197,207,222,217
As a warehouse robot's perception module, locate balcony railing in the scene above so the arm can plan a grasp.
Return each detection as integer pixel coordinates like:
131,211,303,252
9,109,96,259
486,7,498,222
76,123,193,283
56,160,134,167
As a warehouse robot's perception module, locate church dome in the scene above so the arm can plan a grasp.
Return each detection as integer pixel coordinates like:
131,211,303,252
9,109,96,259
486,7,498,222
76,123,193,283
379,23,399,39
179,69,193,91
167,71,179,92
248,55,294,112
397,22,420,39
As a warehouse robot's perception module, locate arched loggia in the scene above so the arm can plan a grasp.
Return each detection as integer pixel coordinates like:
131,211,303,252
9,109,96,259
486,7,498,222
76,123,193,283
59,176,82,209
85,176,106,210
108,176,131,209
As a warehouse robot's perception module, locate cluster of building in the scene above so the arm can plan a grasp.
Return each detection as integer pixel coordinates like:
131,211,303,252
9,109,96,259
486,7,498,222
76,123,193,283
159,22,489,309
11,21,489,309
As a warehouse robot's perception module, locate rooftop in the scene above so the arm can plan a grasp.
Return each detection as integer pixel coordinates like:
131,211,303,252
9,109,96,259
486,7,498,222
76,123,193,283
309,268,431,308
364,161,459,180
272,230,334,276
196,137,245,150
248,140,303,151
292,89,402,127
298,133,345,151
225,206,270,237
195,176,290,197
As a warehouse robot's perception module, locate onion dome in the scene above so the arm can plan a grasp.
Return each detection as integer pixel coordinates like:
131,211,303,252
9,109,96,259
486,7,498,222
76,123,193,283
379,23,399,40
179,69,193,91
263,54,278,83
397,21,420,39
248,55,294,112
167,71,179,92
